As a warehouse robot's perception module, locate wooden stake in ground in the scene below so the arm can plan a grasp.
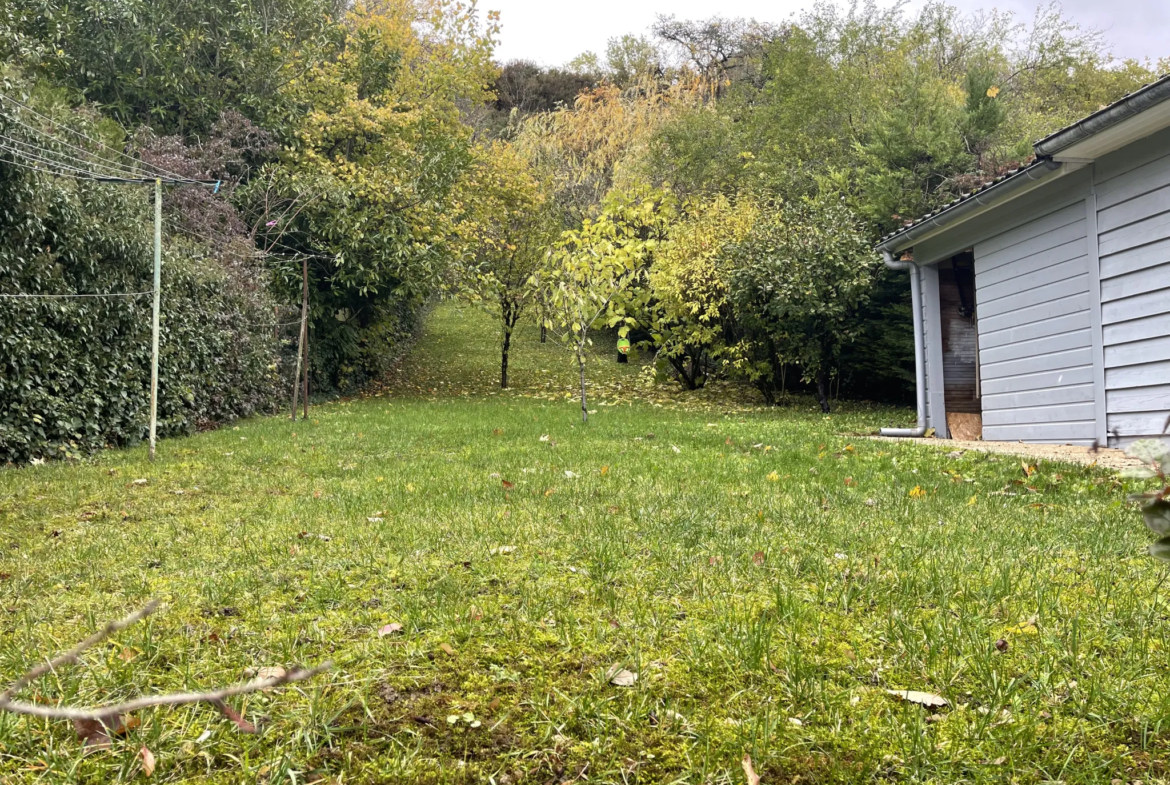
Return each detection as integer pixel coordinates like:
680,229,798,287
148,178,162,462
291,256,308,421
301,256,309,420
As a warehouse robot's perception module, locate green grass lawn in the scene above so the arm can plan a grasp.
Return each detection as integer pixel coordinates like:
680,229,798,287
0,302,1165,784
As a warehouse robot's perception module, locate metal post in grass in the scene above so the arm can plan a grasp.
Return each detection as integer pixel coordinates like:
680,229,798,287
149,178,162,462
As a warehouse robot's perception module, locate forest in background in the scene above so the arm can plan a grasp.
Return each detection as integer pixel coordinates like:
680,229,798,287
1,0,1166,461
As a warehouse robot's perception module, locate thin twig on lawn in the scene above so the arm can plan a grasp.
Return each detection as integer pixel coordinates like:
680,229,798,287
0,601,331,722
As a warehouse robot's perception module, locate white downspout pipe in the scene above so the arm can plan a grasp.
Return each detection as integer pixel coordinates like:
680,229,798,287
880,251,928,437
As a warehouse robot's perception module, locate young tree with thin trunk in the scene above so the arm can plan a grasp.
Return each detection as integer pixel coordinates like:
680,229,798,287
539,188,674,422
454,142,558,388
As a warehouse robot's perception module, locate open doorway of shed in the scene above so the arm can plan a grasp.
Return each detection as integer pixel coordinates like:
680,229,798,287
939,252,983,440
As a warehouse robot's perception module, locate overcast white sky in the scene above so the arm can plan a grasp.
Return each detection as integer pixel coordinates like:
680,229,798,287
489,0,1166,67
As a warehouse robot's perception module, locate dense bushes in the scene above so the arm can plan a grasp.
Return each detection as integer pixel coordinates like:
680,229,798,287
0,159,281,464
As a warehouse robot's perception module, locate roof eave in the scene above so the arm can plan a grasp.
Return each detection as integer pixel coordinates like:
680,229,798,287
1035,74,1170,158
875,160,1064,255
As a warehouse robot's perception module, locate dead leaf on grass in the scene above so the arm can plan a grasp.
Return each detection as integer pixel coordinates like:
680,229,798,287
606,664,637,687
139,746,156,776
118,647,137,662
886,689,948,708
379,623,404,637
501,479,515,491
439,643,455,656
742,753,761,785
256,666,287,681
73,714,134,749
752,551,766,566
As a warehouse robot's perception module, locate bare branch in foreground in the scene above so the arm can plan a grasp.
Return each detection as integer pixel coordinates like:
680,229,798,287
0,601,331,723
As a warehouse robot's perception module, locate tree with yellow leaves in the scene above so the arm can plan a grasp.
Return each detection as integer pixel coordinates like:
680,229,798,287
538,188,675,423
453,141,559,388
512,79,704,220
245,0,500,389
639,195,758,389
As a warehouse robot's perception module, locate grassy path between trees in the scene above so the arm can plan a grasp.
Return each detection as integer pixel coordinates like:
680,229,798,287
0,303,1164,784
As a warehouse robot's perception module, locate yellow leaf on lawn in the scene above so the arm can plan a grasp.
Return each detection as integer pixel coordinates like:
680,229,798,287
767,471,780,482
909,486,926,499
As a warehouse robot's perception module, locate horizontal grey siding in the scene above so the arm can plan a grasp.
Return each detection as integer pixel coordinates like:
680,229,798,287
1095,147,1170,447
974,200,1096,444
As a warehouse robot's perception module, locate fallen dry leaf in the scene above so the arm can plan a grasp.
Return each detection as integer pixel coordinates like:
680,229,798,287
742,753,761,785
139,746,156,777
752,551,766,566
439,643,455,656
118,647,137,662
73,714,132,749
256,666,287,681
501,479,515,491
886,689,948,708
379,623,404,637
606,664,637,687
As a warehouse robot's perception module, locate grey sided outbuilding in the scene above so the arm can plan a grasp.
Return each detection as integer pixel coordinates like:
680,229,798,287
877,74,1170,448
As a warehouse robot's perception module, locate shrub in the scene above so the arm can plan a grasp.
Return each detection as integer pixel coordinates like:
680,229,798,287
0,120,281,463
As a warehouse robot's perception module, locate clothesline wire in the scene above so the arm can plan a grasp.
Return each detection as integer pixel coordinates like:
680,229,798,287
0,93,189,181
0,291,153,299
0,129,145,180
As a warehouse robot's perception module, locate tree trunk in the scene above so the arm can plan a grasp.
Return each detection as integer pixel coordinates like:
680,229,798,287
500,324,512,389
669,356,696,390
540,324,547,343
578,346,588,424
816,367,831,414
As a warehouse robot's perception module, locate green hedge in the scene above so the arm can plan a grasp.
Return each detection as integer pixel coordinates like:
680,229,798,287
0,158,281,464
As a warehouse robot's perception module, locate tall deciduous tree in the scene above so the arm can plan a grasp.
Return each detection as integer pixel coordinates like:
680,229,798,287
454,141,558,388
2,0,343,136
243,0,500,391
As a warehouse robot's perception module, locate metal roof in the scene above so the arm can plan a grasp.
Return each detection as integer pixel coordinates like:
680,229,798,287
877,72,1170,252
